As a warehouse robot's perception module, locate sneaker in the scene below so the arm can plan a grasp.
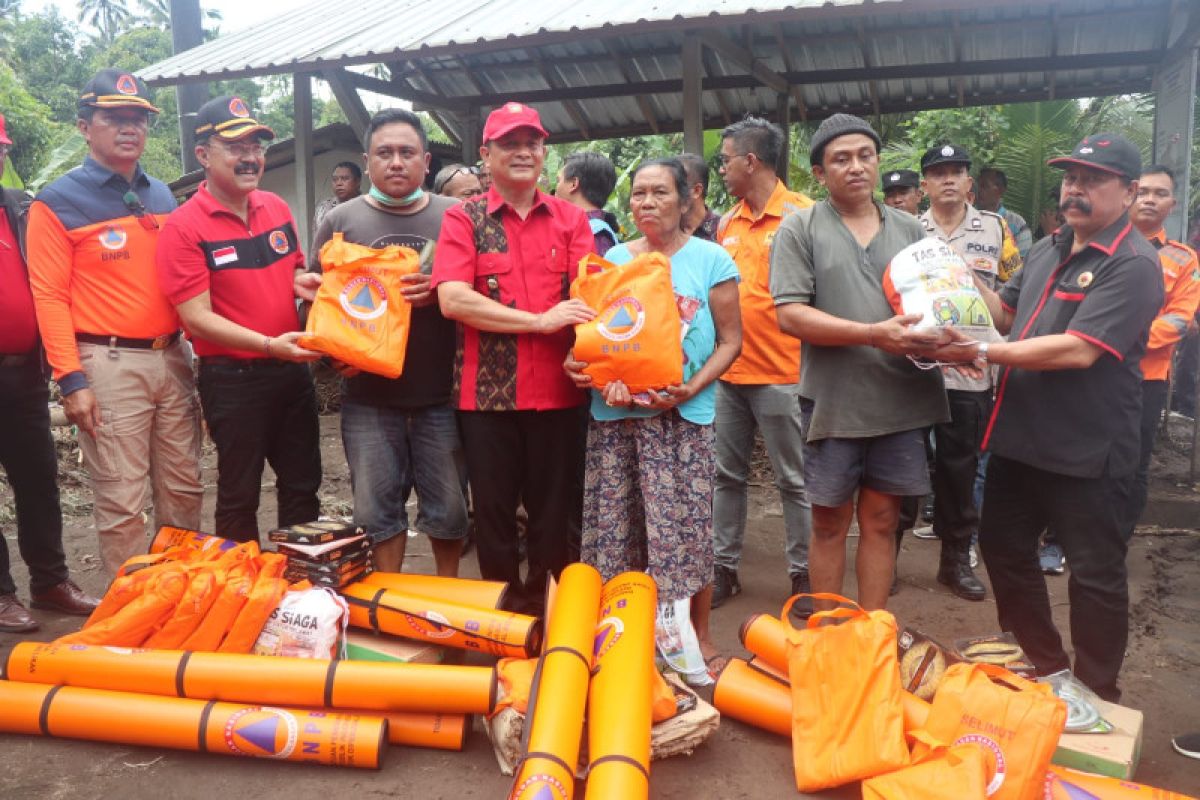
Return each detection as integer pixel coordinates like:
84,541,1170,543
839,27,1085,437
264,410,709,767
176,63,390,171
710,565,741,609
911,526,938,540
1039,542,1066,575
1172,732,1200,760
789,570,814,620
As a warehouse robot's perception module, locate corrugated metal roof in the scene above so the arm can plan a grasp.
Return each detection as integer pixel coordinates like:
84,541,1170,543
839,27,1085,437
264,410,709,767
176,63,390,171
137,0,1175,143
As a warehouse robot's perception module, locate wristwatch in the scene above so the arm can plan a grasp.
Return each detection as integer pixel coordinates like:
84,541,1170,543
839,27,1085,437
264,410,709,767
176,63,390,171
976,342,989,363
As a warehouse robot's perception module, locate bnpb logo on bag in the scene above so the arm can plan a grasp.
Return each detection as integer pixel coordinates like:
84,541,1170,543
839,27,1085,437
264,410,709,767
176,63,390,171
954,733,1005,795
339,275,388,321
512,774,568,800
593,617,624,659
596,296,645,342
224,707,299,759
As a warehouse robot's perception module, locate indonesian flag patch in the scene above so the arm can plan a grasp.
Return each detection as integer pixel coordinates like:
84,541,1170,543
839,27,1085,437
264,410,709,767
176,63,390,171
211,245,238,266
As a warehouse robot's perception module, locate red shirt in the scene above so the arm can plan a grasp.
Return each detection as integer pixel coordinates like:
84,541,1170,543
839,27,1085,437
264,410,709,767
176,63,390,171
432,187,592,411
156,183,305,358
0,213,38,354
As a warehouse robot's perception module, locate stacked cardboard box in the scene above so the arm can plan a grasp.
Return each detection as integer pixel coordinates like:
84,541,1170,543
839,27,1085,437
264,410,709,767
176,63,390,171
271,521,374,589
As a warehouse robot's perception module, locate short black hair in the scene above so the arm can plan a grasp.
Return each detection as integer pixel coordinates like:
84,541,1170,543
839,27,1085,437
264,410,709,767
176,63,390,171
364,108,427,152
677,152,709,196
721,117,784,171
978,167,1007,189
631,157,692,229
562,152,617,209
1142,163,1176,188
333,161,362,181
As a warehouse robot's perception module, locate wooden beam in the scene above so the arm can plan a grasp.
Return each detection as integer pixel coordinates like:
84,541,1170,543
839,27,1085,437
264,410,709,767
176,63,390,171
682,33,703,155
774,28,809,123
461,108,482,163
776,91,791,184
700,46,735,127
341,69,468,112
951,14,965,107
698,29,790,94
322,69,371,143
529,51,592,139
854,21,881,120
601,39,660,134
293,72,315,249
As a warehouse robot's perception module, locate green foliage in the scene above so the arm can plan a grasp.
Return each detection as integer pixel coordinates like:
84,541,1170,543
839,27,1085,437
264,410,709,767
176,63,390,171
900,106,1009,167
0,62,62,182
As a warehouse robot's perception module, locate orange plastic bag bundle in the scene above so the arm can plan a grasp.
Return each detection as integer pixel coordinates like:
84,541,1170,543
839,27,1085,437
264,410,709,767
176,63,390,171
570,252,683,393
302,232,419,379
862,742,993,800
179,562,257,652
142,569,224,650
782,593,910,791
58,567,190,647
219,574,290,654
912,662,1066,800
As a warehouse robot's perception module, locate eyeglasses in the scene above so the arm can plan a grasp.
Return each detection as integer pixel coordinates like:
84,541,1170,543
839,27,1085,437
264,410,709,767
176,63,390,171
211,140,267,159
434,165,480,194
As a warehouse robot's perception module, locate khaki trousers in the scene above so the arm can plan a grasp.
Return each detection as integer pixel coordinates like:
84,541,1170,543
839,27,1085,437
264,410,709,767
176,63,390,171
76,340,203,575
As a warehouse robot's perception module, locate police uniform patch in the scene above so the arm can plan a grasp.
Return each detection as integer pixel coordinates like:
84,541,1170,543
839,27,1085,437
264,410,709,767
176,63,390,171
940,145,954,157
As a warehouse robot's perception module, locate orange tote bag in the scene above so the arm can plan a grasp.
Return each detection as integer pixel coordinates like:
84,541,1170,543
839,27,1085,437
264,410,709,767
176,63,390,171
302,232,419,379
782,593,910,792
862,742,993,800
571,253,683,394
912,662,1066,800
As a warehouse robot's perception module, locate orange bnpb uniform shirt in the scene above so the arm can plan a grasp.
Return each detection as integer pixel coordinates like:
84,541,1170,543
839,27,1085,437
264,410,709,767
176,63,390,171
717,180,813,384
25,158,179,389
1141,229,1200,382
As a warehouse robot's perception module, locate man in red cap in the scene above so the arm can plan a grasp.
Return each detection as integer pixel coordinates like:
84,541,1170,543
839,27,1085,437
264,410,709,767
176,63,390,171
433,102,594,614
0,113,100,629
26,69,203,576
931,133,1163,701
157,96,323,543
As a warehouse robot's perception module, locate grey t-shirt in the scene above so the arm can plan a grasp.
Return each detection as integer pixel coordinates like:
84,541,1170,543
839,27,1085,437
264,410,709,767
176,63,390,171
310,194,457,409
769,199,948,441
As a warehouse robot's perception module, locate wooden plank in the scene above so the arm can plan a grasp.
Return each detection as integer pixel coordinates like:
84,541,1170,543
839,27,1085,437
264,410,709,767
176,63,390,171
322,68,371,142
682,33,703,155
293,72,315,249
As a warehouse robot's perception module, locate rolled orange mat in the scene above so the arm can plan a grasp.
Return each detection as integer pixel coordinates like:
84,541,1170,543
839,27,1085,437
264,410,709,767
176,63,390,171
293,707,468,751
738,613,788,674
585,572,657,800
149,525,239,556
4,641,496,715
712,658,791,737
1046,765,1198,800
0,680,384,768
342,583,540,658
360,572,509,611
509,563,603,800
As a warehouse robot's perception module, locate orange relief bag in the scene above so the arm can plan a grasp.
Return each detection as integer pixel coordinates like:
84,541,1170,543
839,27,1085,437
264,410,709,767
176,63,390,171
301,232,419,379
861,742,993,800
912,662,1067,800
782,593,910,791
571,252,683,393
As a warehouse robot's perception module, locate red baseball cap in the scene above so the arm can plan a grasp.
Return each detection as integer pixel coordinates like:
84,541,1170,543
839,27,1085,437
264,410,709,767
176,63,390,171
483,102,548,143
0,114,12,147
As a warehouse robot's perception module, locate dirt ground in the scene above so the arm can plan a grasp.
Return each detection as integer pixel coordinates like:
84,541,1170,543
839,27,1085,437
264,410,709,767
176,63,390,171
1,411,1198,799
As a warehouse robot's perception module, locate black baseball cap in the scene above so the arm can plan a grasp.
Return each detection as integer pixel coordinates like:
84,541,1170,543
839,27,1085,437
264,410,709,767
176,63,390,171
78,68,161,114
1047,133,1141,181
920,144,971,173
882,169,920,191
194,95,275,142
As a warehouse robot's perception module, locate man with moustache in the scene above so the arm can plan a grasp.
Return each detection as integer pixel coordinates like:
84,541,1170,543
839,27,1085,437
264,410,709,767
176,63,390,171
433,102,594,614
1125,165,1200,537
882,169,922,216
156,96,323,543
769,114,948,612
27,69,203,576
310,109,468,576
931,134,1162,701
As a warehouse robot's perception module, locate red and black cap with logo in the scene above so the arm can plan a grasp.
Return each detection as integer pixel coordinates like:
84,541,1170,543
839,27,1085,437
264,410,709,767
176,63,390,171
194,95,275,143
78,68,161,114
1048,133,1141,181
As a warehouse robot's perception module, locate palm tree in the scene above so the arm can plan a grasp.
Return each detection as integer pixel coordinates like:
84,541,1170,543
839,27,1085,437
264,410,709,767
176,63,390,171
137,0,223,30
78,0,133,44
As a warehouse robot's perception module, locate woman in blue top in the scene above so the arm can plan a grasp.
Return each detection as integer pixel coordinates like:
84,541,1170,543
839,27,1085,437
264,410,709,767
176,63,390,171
564,157,742,670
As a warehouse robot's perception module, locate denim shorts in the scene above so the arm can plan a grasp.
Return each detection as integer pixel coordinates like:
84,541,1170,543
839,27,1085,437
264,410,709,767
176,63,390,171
798,398,931,507
341,402,469,543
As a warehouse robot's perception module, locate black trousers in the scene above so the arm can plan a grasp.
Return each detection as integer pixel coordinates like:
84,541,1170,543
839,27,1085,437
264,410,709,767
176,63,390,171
1125,379,1167,541
0,361,68,595
198,360,322,542
1170,330,1199,417
980,455,1131,702
459,406,586,615
932,389,992,550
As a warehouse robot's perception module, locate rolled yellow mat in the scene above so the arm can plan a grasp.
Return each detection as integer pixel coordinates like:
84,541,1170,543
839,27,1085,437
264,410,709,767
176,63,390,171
360,571,509,611
342,582,540,658
0,680,384,768
584,572,657,800
4,641,496,715
712,658,792,737
738,612,788,674
509,563,603,800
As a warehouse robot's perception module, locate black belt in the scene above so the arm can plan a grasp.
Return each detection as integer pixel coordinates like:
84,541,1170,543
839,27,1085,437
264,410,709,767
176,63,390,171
199,356,290,370
0,353,31,367
76,332,180,350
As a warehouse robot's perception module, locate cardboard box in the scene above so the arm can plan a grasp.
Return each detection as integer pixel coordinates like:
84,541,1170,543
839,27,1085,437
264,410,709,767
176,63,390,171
344,630,445,665
1052,698,1144,779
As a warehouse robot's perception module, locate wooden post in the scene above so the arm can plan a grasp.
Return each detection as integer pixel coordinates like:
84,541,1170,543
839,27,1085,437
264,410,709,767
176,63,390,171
682,34,703,156
461,108,482,163
169,0,206,175
776,91,791,186
293,72,315,249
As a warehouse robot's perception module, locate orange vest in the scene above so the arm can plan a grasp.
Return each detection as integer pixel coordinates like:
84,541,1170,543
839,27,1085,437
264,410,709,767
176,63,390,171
1141,229,1200,382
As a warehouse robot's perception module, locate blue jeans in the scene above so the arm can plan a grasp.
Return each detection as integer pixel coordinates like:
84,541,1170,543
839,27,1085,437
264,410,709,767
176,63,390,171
341,402,468,543
712,381,811,576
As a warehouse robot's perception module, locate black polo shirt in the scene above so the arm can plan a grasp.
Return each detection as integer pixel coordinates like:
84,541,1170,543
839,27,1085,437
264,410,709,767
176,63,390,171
983,213,1162,479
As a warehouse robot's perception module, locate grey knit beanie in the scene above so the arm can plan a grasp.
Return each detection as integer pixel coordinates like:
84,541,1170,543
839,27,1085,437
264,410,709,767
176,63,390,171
809,113,882,166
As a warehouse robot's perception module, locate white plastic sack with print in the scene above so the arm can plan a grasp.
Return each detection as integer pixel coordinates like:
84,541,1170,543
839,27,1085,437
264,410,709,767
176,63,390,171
883,237,995,338
253,586,348,659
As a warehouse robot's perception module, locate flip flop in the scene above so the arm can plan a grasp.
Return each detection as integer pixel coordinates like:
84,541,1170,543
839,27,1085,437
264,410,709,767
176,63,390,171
704,653,731,676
